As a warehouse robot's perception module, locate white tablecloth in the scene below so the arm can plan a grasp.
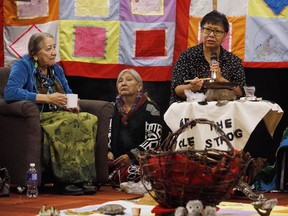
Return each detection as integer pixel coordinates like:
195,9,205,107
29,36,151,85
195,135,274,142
164,100,283,151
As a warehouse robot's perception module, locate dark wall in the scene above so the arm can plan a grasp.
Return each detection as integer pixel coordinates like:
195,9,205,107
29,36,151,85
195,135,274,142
243,68,288,163
66,76,171,120
67,67,288,163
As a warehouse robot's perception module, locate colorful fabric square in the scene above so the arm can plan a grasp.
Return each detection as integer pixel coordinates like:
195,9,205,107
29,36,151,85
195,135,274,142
248,0,288,17
16,0,49,19
263,0,288,16
135,29,166,58
9,25,42,58
187,17,201,48
60,0,119,20
172,0,191,64
244,16,288,63
245,0,288,67
75,0,109,17
120,0,176,22
3,21,60,67
216,0,248,16
3,0,58,26
74,26,106,58
59,20,119,64
189,0,213,17
119,21,174,66
131,0,164,16
228,17,246,60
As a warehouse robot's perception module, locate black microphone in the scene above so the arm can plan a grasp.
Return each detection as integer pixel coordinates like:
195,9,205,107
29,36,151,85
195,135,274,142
210,52,217,65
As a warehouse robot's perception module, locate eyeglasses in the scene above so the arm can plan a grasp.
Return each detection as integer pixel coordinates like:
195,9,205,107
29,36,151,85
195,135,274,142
201,27,225,37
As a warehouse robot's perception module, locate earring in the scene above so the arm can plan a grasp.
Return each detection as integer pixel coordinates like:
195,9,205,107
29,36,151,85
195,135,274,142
34,61,38,69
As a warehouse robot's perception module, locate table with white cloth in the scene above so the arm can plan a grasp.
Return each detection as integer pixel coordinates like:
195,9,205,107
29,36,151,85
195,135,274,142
164,100,283,151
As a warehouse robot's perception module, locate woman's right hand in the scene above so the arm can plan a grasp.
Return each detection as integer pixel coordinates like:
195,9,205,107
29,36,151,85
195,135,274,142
175,77,203,99
108,151,114,169
36,92,67,108
108,151,114,160
188,77,203,91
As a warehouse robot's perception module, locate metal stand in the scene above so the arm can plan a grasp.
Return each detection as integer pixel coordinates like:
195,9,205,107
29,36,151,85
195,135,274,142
234,179,278,216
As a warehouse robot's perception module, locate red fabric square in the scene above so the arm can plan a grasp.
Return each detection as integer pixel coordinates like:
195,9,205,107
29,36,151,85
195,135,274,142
135,29,166,57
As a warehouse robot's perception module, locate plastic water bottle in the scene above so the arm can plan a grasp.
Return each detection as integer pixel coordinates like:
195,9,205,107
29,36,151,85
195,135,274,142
26,163,38,197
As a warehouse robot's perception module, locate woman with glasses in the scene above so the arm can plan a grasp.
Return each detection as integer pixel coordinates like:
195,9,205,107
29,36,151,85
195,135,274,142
169,10,246,104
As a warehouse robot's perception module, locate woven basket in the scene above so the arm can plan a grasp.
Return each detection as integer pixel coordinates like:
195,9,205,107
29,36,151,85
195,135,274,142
139,118,251,208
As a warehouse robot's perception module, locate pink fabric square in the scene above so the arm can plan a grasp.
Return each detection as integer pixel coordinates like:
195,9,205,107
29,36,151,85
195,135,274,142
74,26,106,58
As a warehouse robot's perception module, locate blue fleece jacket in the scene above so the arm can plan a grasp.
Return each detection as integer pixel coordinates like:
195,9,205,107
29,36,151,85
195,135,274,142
4,55,72,104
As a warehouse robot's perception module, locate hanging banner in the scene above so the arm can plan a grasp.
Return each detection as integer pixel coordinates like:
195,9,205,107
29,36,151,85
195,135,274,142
1,0,288,81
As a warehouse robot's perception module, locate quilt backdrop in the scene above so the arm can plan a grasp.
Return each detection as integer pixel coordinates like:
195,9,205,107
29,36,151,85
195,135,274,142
1,0,288,81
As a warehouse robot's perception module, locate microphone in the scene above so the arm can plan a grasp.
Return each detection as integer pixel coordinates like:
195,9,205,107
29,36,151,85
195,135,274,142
210,52,217,65
210,52,217,81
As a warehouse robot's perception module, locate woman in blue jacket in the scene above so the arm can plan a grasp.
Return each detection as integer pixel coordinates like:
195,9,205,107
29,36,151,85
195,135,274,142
4,32,98,195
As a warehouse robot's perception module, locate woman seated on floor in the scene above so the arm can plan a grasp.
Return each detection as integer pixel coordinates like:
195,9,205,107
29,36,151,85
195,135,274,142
107,68,163,186
4,32,98,195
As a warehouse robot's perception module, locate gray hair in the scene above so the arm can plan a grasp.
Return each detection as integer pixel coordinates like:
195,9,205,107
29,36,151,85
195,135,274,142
116,68,143,87
28,32,54,59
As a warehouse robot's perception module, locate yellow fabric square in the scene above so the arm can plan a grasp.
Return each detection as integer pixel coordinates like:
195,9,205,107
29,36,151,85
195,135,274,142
59,20,120,64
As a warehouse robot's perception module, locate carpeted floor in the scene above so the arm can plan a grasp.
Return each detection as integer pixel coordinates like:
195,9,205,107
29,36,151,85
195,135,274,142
0,186,143,216
0,186,288,216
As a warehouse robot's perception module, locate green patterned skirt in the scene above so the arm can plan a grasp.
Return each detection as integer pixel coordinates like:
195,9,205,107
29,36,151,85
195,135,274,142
40,111,98,184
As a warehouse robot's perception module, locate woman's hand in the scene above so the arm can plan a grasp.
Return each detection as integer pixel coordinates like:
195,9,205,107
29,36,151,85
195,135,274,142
175,77,203,99
113,154,131,169
36,92,67,107
65,99,81,113
108,151,114,169
210,61,228,82
188,77,204,91
210,61,243,96
45,93,81,112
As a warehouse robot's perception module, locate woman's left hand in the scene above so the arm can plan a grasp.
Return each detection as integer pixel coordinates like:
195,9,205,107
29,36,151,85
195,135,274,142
64,99,81,113
113,154,131,169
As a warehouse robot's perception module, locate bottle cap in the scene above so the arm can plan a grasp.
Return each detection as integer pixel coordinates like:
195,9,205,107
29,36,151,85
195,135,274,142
30,163,35,167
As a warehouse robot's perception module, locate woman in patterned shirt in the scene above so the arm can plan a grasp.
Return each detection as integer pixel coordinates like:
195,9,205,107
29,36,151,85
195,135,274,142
170,10,246,104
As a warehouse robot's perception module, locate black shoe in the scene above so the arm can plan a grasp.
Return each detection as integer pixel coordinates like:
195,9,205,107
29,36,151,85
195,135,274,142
82,183,97,195
61,184,84,195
